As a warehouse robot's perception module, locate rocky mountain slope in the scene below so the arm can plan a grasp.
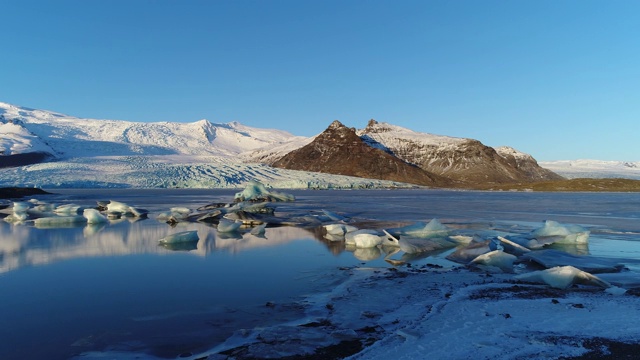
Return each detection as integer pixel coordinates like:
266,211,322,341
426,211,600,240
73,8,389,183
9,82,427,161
271,121,451,187
357,120,563,184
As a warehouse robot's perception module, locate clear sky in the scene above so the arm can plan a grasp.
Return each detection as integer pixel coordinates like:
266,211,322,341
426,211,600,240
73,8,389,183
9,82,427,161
1,0,638,161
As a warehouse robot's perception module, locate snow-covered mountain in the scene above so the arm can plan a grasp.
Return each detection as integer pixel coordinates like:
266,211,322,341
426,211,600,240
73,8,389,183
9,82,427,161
0,102,413,189
539,160,640,180
0,101,299,160
0,101,566,189
356,120,563,184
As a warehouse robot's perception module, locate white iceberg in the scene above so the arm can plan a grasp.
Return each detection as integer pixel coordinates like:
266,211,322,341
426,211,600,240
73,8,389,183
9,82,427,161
54,204,84,215
33,216,87,227
531,220,590,245
352,233,384,248
83,209,109,224
470,250,517,273
345,229,380,245
234,180,295,202
515,265,610,289
389,218,450,239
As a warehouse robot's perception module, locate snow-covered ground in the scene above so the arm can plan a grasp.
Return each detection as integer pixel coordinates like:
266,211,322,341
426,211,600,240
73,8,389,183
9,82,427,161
541,160,640,180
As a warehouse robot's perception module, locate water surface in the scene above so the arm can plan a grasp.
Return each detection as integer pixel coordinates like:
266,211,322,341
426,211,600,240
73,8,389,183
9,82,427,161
0,189,638,359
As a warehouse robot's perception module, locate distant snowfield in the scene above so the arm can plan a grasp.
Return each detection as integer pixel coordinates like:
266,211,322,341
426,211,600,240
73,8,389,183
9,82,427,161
540,160,640,180
0,155,413,189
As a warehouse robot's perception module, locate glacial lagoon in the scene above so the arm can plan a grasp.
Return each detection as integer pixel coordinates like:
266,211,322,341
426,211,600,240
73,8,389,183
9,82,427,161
1,189,640,359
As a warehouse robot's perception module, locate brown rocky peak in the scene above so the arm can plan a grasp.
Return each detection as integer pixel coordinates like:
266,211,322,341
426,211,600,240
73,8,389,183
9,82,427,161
362,119,391,134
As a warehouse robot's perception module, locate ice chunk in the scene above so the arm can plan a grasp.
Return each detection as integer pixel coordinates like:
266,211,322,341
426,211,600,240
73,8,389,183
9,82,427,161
446,240,492,264
54,204,84,215
218,218,242,233
345,229,380,245
470,250,517,272
352,233,383,248
399,237,457,254
158,230,199,244
520,249,626,273
106,200,148,218
234,180,295,202
388,218,450,238
531,220,590,244
250,223,267,236
323,224,358,237
515,266,610,289
34,216,87,227
12,201,31,213
83,209,108,224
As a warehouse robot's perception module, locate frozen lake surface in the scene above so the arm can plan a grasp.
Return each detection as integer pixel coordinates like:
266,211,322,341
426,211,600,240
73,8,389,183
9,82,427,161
1,189,639,359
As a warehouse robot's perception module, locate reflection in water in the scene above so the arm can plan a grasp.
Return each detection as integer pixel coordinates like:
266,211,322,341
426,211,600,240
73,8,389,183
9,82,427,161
0,218,321,274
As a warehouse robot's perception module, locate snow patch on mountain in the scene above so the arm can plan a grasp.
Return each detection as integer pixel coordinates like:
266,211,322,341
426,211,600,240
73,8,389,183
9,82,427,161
540,160,640,180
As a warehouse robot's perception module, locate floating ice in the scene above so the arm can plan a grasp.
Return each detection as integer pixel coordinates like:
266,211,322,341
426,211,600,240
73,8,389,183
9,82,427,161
352,233,384,248
388,218,450,238
345,229,380,245
446,240,492,264
531,220,590,244
106,200,148,218
33,215,87,227
234,180,295,202
250,223,267,236
54,204,84,215
218,218,242,233
399,237,457,254
323,223,358,237
515,265,610,289
158,230,199,244
12,201,31,213
470,250,517,273
83,209,109,224
520,249,627,274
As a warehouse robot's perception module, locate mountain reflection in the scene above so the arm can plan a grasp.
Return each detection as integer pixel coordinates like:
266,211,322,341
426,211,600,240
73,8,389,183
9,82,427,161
0,219,318,273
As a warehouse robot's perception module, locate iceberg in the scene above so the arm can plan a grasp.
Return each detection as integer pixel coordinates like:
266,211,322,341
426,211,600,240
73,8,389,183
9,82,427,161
234,180,295,202
388,218,450,238
352,233,383,248
470,250,517,273
33,215,87,227
54,204,84,215
344,229,380,245
519,249,627,274
106,200,148,218
158,230,199,244
531,220,590,245
83,209,109,224
12,201,31,213
515,265,611,289
398,237,457,254
217,218,242,233
250,223,267,236
323,223,358,237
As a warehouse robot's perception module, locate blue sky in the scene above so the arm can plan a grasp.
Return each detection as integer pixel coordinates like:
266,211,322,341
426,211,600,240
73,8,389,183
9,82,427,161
1,0,639,161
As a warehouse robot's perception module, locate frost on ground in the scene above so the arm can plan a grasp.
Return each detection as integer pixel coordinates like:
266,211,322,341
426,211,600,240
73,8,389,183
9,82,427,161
74,266,640,360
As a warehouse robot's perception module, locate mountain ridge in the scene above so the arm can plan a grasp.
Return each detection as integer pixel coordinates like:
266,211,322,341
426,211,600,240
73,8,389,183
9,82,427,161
0,101,568,187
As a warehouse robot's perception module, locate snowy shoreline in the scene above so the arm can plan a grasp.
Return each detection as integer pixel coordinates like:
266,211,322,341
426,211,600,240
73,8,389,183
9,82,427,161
75,264,640,360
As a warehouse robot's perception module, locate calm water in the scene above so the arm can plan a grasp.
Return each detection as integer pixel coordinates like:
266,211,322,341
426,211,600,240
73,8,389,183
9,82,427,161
0,189,639,359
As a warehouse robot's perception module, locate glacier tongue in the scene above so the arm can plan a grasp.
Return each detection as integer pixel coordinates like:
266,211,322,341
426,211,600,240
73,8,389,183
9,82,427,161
0,155,416,189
